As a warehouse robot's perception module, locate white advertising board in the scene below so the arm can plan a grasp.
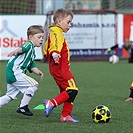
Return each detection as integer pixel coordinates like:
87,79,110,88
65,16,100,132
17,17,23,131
64,14,116,49
0,15,46,60
0,14,123,60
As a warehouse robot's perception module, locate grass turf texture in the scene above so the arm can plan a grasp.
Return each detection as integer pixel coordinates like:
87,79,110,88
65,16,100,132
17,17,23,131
0,60,133,133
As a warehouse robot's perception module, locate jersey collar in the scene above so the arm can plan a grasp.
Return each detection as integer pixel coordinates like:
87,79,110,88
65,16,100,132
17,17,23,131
49,25,63,33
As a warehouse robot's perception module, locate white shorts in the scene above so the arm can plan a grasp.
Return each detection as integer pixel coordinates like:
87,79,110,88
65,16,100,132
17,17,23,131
6,73,38,99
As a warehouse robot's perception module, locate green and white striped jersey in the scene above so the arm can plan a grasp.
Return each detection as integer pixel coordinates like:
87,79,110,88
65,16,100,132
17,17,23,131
6,41,36,83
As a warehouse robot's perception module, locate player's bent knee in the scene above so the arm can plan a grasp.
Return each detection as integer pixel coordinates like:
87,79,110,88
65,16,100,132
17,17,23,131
25,86,38,97
30,86,38,92
66,90,78,103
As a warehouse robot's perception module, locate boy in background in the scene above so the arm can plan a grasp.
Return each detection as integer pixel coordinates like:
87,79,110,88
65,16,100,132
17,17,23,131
106,39,133,63
106,40,133,101
0,25,44,116
43,9,79,122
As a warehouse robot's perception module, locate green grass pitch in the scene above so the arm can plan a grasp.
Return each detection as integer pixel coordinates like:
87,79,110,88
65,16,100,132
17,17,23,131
0,60,133,133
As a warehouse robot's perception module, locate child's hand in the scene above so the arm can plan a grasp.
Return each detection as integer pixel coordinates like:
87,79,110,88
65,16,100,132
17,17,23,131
39,72,44,81
53,54,61,64
125,97,133,101
31,68,44,81
7,51,17,57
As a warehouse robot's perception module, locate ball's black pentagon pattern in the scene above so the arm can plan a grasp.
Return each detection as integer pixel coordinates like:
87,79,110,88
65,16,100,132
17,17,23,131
92,105,111,123
106,110,111,117
96,114,102,120
106,118,110,123
97,105,104,109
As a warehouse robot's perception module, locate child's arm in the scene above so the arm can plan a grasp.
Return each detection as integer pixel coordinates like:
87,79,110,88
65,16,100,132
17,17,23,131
31,67,44,81
125,90,133,101
7,48,22,57
105,44,118,53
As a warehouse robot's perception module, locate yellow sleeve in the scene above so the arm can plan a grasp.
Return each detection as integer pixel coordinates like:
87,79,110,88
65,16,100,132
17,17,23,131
48,32,64,54
43,40,48,57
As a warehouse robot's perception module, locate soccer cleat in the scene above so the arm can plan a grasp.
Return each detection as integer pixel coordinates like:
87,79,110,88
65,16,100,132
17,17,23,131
17,105,33,116
44,99,54,117
60,115,79,122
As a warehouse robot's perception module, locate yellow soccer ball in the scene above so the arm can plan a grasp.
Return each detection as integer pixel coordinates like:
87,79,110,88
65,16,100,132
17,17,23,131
92,105,111,123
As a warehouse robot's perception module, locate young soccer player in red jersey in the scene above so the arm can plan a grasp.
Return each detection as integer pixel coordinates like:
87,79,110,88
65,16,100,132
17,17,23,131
43,9,79,122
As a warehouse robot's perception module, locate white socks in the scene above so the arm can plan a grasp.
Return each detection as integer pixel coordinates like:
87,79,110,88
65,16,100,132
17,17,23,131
0,95,12,108
19,86,38,108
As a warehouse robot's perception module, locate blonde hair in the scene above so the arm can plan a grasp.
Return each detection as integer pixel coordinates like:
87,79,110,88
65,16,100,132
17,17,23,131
53,9,73,24
27,25,44,39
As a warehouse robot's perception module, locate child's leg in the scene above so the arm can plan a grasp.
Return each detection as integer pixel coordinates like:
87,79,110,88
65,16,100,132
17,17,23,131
0,95,12,108
44,77,78,118
51,91,70,107
44,90,70,117
0,84,20,108
14,75,38,116
13,74,38,107
60,90,79,122
44,90,78,117
51,77,78,107
17,86,38,116
51,89,78,116
19,86,38,107
62,102,73,117
61,90,78,117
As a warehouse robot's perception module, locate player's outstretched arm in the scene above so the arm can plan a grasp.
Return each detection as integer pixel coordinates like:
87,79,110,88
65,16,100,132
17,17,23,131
7,48,22,57
104,44,118,54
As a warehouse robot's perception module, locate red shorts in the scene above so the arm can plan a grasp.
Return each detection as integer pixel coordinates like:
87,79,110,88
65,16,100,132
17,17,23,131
50,67,78,92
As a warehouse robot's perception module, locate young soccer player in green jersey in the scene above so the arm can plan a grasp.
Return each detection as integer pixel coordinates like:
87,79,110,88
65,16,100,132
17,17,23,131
0,25,44,116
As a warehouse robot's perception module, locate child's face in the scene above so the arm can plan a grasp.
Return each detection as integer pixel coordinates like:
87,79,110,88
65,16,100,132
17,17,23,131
29,33,44,47
57,15,73,33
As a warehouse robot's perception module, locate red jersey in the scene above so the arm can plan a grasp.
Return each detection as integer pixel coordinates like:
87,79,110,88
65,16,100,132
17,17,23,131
43,25,78,91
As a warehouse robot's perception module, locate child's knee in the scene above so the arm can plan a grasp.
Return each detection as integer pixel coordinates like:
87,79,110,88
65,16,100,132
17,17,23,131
66,90,78,103
25,86,38,97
